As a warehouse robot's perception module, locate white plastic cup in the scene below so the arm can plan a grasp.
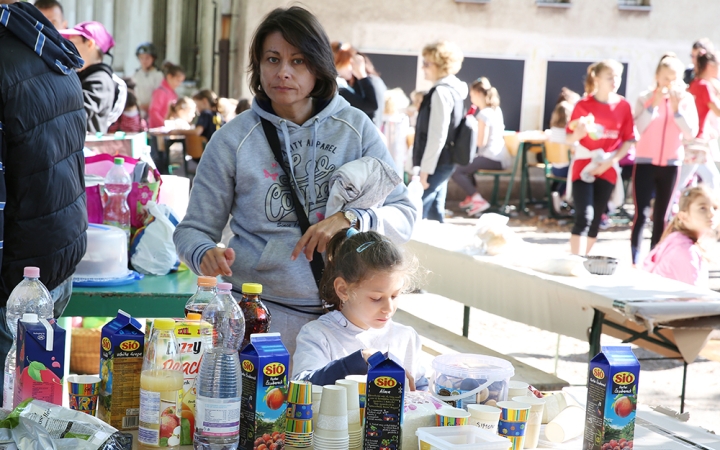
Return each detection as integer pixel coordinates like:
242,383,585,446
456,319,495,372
545,405,585,443
467,404,501,433
507,380,529,399
336,379,360,410
513,395,546,448
315,385,349,438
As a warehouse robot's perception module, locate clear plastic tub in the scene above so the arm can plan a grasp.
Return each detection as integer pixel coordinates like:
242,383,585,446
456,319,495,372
416,425,511,449
74,224,129,279
432,354,515,409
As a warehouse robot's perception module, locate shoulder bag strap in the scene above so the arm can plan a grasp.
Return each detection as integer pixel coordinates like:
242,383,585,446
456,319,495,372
260,118,325,288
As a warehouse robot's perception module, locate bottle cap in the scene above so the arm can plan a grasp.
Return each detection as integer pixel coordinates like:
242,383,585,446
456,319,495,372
23,267,40,278
186,313,202,320
22,313,38,323
114,157,124,165
154,318,176,330
242,283,262,295
218,282,232,292
197,276,217,287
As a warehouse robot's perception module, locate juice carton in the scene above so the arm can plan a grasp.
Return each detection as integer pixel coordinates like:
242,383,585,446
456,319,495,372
364,352,405,450
239,333,289,450
14,314,65,407
174,315,211,445
98,310,144,430
583,346,640,450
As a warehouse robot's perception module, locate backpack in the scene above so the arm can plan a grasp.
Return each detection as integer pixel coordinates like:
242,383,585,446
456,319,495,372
448,108,479,166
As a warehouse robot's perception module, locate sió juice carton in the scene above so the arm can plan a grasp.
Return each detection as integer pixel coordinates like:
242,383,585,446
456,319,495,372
98,310,144,430
238,333,289,450
14,314,65,407
364,352,405,450
583,346,640,450
174,314,211,445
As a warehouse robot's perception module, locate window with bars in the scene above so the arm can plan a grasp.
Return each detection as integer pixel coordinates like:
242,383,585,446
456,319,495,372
536,0,571,7
618,0,651,10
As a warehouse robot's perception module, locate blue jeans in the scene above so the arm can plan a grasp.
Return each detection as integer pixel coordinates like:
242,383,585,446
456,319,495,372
422,164,455,223
0,276,73,405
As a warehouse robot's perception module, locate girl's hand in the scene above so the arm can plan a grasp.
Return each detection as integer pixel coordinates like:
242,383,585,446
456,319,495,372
405,370,416,391
292,212,349,261
572,121,588,141
651,87,667,108
362,349,380,362
590,160,614,177
669,89,681,114
200,247,235,277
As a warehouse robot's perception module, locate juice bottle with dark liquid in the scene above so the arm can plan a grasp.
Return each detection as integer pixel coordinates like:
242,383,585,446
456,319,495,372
184,276,217,317
237,283,270,350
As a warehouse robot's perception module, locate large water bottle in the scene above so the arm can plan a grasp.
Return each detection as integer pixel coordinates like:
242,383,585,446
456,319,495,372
194,283,244,450
103,157,132,239
407,166,424,224
3,267,53,410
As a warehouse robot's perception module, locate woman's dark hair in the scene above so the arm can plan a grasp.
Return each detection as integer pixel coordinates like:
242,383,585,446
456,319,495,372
358,52,380,77
235,98,251,115
248,6,337,102
693,38,714,53
162,61,185,77
696,51,718,76
319,229,418,312
193,89,219,112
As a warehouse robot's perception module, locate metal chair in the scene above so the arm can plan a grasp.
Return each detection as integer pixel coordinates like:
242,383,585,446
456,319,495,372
541,141,572,219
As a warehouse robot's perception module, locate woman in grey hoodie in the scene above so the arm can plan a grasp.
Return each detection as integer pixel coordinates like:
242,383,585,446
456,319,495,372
173,6,416,355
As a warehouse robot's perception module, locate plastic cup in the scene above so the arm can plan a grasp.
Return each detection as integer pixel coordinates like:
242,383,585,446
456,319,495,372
345,375,367,422
67,375,101,415
467,404,501,433
288,380,313,404
513,395,546,448
336,379,360,410
545,405,585,443
315,385,349,439
435,407,471,426
497,400,531,450
507,380,529,399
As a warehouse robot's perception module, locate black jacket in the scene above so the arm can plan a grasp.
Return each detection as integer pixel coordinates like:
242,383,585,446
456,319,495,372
339,77,378,120
0,26,87,306
78,63,120,134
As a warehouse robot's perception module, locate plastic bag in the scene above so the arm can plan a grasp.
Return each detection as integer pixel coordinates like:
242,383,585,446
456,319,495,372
130,201,180,275
472,213,523,256
0,399,132,450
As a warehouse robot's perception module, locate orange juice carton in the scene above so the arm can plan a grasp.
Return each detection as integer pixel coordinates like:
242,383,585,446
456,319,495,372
239,333,289,450
364,352,405,450
98,310,144,430
14,314,65,407
174,315,211,445
584,346,640,450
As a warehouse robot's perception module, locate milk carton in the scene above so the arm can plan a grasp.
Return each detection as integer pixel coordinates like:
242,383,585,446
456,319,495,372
239,333,289,450
98,310,144,430
583,346,640,450
364,352,405,450
174,314,211,445
14,314,65,407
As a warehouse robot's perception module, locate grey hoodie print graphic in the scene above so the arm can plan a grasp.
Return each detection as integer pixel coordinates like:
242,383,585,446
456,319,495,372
174,94,416,310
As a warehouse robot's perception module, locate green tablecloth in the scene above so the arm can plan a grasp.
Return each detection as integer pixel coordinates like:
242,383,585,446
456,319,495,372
63,271,198,318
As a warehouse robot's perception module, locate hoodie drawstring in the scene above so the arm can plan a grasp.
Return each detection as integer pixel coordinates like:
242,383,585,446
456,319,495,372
278,117,319,218
309,118,319,213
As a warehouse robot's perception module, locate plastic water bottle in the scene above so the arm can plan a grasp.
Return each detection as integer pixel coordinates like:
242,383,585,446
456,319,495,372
185,277,218,317
103,157,132,239
407,166,424,223
3,267,53,410
195,283,244,450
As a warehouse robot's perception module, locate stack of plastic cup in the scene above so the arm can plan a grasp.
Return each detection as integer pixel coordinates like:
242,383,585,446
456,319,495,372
313,385,349,449
344,375,367,424
285,380,313,449
336,379,362,449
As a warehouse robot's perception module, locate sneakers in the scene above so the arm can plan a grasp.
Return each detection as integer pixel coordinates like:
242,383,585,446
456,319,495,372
467,198,491,216
552,192,563,214
459,195,474,209
599,214,610,230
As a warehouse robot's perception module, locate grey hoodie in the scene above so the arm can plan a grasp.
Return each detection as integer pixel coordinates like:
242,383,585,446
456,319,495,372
173,95,416,310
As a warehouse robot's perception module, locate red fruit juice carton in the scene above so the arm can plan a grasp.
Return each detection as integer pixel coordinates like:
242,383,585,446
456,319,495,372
584,346,640,450
364,352,405,450
238,333,289,450
14,314,65,407
98,310,144,430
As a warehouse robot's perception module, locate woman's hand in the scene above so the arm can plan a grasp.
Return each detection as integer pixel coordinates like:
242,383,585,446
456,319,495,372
200,247,236,277
669,89,681,114
420,171,430,190
292,212,350,261
351,54,368,79
590,160,614,177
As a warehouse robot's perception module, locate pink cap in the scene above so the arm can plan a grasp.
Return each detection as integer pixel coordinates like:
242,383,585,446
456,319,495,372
218,283,232,291
24,267,40,278
59,21,115,54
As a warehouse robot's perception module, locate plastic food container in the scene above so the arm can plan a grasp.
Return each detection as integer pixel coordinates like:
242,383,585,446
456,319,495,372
583,255,618,275
432,354,514,409
74,223,130,280
416,426,511,450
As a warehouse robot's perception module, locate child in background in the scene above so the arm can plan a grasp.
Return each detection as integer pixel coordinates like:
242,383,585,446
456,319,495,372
382,88,411,178
148,62,185,128
644,186,718,288
164,97,196,131
108,90,147,133
549,99,574,213
132,42,164,116
292,229,425,389
192,89,226,143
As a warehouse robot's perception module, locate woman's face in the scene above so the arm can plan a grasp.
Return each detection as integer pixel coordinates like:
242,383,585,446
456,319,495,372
68,36,95,70
259,31,317,113
680,195,719,237
656,66,678,89
422,58,440,82
596,68,622,95
470,89,486,108
167,73,185,90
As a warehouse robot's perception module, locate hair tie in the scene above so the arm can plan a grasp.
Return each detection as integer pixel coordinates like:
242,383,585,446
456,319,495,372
346,227,359,238
356,242,376,253
699,49,707,56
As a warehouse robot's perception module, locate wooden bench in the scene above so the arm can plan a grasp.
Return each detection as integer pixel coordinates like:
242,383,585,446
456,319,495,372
394,309,569,392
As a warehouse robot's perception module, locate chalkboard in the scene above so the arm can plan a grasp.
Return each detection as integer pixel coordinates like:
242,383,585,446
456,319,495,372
361,53,419,102
456,57,525,132
543,61,629,129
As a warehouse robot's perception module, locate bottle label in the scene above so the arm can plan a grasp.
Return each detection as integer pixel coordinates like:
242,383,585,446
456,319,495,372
138,388,181,447
195,397,241,437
